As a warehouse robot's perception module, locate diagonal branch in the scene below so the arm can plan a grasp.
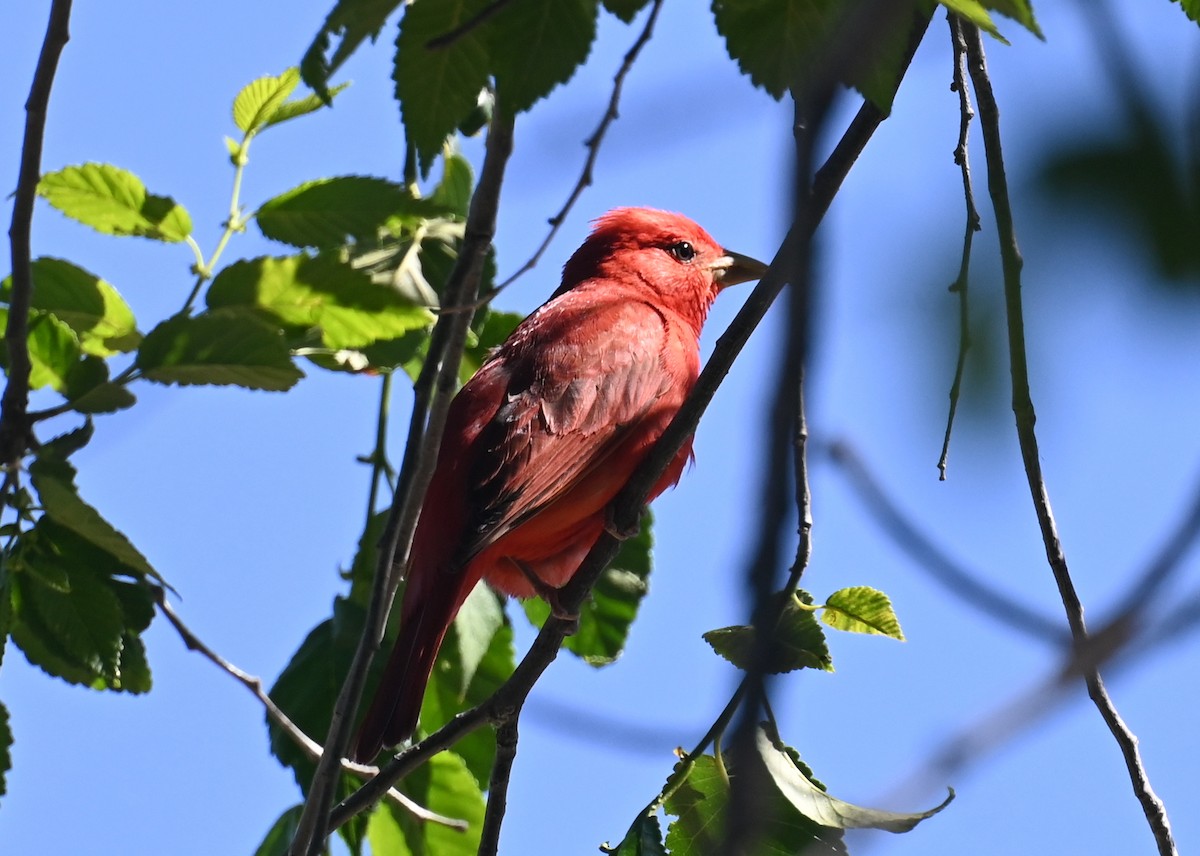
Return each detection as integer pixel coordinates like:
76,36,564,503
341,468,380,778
153,589,465,830
2,0,74,470
494,0,665,293
286,103,516,856
962,20,1177,856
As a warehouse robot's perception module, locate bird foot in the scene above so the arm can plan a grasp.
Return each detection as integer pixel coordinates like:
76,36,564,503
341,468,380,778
513,559,580,630
603,507,641,541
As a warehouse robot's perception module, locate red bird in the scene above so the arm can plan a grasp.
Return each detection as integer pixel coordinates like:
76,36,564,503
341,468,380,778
351,208,767,761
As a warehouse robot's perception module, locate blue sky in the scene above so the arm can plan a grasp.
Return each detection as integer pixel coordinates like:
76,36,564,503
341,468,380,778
3,2,1199,855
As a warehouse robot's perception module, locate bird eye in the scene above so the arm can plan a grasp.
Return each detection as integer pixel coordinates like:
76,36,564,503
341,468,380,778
667,241,696,262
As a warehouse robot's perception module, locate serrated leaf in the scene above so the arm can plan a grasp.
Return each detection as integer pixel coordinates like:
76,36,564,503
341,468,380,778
0,257,140,356
394,0,493,171
712,0,933,110
821,586,904,640
605,810,667,856
524,510,653,665
939,0,1005,40
1173,0,1200,24
264,82,351,130
0,701,10,800
206,255,434,350
367,752,484,856
955,0,1042,38
301,0,405,99
38,163,191,242
430,152,475,219
604,0,654,23
663,756,728,856
256,176,443,248
254,805,304,856
758,728,953,831
703,590,832,673
40,420,94,460
487,0,599,116
25,312,80,392
233,69,300,135
64,358,137,414
136,309,303,390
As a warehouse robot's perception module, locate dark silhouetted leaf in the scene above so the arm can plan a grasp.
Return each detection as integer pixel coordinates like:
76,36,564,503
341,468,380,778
488,0,599,116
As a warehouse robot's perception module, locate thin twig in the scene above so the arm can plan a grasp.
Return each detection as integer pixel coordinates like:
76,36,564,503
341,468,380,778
962,21,1176,856
824,438,1067,644
425,0,516,50
478,718,520,856
327,67,908,838
937,12,982,480
153,590,466,830
287,104,516,856
2,0,74,469
493,0,664,294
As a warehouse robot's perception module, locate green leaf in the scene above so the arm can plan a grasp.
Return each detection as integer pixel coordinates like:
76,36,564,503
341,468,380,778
254,805,304,856
136,309,303,391
25,312,80,392
206,255,434,350
38,163,191,242
256,176,444,248
821,586,904,640
430,152,475,219
703,590,832,673
263,82,351,131
30,454,160,584
394,0,493,170
367,752,484,856
0,257,140,356
961,0,1042,38
712,0,934,110
605,809,668,856
487,0,599,116
64,357,137,414
758,727,953,831
0,701,10,800
1173,0,1200,25
604,0,654,23
301,0,405,100
663,756,728,856
233,69,300,135
525,510,653,665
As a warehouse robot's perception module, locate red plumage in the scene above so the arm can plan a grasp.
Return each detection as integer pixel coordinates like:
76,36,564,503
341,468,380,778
351,208,766,762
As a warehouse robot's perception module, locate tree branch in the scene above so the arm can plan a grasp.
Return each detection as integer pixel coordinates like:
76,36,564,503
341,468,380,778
287,102,516,856
2,0,74,470
494,0,664,293
962,20,1177,856
153,589,465,830
937,12,982,480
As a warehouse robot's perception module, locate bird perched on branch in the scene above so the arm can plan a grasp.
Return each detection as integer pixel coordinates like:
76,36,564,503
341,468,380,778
352,207,768,762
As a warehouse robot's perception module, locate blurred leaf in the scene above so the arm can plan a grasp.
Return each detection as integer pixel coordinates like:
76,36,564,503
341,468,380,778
256,176,447,248
0,701,10,800
604,0,654,23
367,752,484,855
207,255,434,350
975,0,1042,37
254,805,303,856
40,420,93,460
264,82,351,130
524,510,653,665
712,0,934,110
394,0,493,171
703,590,832,673
1172,0,1200,24
605,809,667,856
38,163,191,242
25,312,80,392
758,727,953,831
488,0,599,116
136,309,303,391
64,357,137,414
821,586,904,640
0,258,140,356
430,152,475,219
301,0,404,99
233,69,300,135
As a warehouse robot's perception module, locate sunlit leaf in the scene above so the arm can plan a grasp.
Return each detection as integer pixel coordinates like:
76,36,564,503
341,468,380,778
38,163,191,242
821,586,904,640
233,69,300,134
366,752,484,855
703,590,832,673
253,805,303,856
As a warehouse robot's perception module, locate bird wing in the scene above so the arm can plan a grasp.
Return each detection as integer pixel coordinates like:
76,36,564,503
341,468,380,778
456,290,690,564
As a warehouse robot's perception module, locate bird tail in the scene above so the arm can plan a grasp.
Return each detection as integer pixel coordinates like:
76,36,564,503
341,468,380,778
350,581,459,763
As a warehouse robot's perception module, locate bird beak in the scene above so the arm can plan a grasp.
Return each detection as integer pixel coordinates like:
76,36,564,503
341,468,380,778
710,249,770,288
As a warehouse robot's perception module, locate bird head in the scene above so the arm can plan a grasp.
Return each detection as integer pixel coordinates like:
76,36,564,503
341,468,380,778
559,207,768,332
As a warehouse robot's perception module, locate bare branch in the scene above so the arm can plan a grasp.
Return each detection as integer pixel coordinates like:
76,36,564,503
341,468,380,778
287,103,516,856
962,20,1177,856
478,718,519,856
153,589,465,830
937,12,982,480
2,0,74,469
494,0,664,293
